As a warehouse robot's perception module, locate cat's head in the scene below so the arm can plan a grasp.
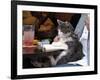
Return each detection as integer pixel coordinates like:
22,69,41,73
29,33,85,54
57,20,74,34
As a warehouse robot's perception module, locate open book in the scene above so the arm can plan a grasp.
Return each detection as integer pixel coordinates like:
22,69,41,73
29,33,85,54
42,42,68,52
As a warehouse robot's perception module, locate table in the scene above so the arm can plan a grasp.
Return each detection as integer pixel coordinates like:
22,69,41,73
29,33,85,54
23,45,38,54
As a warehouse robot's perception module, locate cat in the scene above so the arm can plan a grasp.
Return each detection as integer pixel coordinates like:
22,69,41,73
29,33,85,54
31,20,84,67
45,20,84,66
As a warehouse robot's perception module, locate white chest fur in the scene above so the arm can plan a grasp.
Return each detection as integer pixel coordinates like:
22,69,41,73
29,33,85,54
58,29,73,42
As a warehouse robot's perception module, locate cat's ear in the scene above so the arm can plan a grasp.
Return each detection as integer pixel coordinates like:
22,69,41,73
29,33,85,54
57,19,64,25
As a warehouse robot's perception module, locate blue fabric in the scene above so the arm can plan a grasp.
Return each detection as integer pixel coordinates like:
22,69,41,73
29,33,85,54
74,14,87,39
53,63,82,67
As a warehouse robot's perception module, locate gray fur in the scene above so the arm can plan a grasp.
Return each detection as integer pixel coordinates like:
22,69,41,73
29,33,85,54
54,21,84,65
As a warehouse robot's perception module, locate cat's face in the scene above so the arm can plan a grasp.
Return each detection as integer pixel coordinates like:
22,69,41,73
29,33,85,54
57,20,74,34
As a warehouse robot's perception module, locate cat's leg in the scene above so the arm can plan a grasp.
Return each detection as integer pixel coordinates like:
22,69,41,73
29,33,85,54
48,56,57,66
55,50,68,64
48,50,69,66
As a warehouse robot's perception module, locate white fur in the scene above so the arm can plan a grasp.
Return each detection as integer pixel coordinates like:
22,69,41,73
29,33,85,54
65,37,73,42
48,56,57,66
58,29,73,42
55,50,68,63
49,50,68,66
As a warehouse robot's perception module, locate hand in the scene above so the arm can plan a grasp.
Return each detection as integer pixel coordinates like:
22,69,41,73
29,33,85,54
53,36,60,42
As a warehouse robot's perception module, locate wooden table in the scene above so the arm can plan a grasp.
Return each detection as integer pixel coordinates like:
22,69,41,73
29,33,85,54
23,45,38,54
